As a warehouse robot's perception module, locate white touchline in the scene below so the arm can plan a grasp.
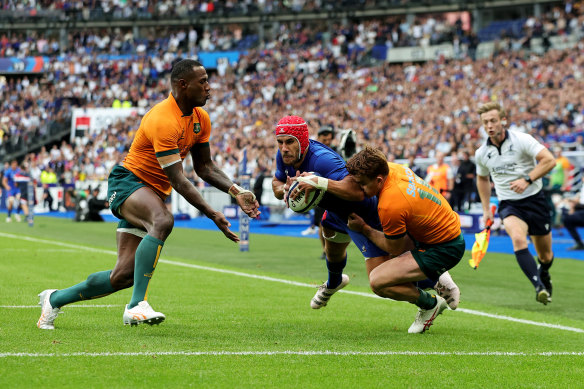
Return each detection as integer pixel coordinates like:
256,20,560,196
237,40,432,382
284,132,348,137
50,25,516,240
0,305,121,308
0,351,583,358
1,232,583,334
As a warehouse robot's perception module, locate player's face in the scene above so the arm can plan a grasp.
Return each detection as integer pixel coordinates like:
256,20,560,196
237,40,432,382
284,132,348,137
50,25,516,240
352,174,382,198
276,136,300,165
184,66,211,107
318,133,333,146
480,109,505,142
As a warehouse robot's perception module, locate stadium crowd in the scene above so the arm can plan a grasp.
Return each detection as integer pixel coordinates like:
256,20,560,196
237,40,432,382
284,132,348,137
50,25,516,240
0,1,458,18
1,2,584,198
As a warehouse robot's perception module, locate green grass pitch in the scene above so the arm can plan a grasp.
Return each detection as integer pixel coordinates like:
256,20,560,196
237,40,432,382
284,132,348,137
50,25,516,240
1,216,583,388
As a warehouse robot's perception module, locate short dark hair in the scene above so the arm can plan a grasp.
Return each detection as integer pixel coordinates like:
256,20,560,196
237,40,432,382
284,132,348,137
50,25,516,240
318,125,334,136
346,145,389,179
170,59,204,83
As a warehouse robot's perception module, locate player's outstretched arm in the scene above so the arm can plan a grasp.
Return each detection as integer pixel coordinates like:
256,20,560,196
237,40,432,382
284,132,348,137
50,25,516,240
296,174,364,201
191,145,260,218
161,160,239,242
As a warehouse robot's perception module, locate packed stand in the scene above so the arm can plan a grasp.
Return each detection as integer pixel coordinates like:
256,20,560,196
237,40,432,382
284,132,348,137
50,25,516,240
0,3,584,204
0,1,455,20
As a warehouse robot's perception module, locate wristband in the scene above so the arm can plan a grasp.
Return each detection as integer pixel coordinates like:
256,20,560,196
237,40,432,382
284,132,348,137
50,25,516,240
297,175,329,191
523,175,533,185
228,184,256,200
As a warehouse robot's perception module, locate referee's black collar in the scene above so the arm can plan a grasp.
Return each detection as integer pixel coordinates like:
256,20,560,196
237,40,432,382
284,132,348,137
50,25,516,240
487,129,509,148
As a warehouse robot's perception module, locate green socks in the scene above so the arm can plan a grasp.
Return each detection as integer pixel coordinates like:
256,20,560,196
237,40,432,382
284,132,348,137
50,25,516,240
48,235,164,309
128,235,164,309
415,287,438,310
50,270,115,308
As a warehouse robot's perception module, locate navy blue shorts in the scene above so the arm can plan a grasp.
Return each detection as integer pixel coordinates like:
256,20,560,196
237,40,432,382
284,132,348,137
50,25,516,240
499,190,551,236
321,210,388,259
6,188,20,198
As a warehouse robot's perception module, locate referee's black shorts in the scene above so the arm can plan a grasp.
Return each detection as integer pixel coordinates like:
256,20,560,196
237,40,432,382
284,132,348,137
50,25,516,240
498,190,552,236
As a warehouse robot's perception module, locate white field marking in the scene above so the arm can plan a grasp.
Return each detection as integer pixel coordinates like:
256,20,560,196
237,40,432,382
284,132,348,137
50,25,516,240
0,305,121,308
0,351,583,358
1,248,81,253
1,232,583,334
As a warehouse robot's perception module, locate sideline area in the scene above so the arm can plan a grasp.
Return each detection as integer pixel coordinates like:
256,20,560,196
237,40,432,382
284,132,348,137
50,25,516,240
32,211,584,261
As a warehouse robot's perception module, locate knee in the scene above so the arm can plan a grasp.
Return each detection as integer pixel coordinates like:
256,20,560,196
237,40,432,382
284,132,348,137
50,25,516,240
109,268,133,290
369,271,389,296
151,210,174,239
510,235,527,248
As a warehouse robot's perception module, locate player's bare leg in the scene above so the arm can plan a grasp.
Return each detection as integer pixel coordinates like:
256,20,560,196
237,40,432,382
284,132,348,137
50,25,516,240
310,226,350,309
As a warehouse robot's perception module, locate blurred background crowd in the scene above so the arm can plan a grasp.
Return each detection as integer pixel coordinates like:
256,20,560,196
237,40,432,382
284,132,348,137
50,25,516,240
1,0,584,217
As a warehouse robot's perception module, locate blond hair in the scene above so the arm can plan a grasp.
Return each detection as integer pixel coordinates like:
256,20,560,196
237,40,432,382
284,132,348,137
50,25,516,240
477,102,506,118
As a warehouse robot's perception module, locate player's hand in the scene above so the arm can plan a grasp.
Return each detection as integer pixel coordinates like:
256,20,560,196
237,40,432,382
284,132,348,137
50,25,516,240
296,174,329,191
235,192,261,218
347,212,365,232
284,173,300,203
209,211,240,242
509,178,529,194
229,183,261,218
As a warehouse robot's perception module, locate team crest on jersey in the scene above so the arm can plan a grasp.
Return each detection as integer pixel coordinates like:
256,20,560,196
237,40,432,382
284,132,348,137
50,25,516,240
194,123,201,134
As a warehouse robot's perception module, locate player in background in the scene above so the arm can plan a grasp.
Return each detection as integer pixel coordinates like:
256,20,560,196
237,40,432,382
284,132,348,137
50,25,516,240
340,146,464,333
272,115,460,319
475,102,556,305
14,161,32,221
37,59,260,330
2,159,21,222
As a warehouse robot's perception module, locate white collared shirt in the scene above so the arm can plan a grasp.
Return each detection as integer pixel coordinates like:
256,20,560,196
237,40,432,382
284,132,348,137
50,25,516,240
475,130,545,200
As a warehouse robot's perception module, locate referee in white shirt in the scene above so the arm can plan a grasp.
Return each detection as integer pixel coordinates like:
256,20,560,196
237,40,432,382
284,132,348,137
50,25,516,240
475,102,556,305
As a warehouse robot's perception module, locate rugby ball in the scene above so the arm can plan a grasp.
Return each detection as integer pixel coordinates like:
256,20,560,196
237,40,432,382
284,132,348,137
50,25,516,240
286,181,325,213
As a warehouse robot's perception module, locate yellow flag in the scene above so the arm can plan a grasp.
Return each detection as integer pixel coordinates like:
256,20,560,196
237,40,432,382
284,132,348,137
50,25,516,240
469,205,497,269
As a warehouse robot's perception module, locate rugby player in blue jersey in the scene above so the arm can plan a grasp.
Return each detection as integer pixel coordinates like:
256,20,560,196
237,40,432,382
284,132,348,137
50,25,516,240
2,159,22,223
271,115,460,310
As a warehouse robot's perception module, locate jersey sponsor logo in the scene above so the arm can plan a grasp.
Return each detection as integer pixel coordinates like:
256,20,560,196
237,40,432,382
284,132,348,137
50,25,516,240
109,191,117,204
194,123,201,134
491,163,517,175
404,166,417,198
